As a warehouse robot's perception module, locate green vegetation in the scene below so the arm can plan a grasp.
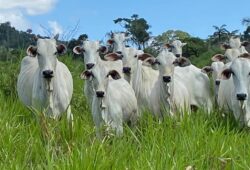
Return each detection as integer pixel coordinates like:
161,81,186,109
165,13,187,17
0,16,250,169
1,55,250,169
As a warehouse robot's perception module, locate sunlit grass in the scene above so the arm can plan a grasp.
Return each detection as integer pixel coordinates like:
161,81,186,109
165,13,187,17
0,55,250,169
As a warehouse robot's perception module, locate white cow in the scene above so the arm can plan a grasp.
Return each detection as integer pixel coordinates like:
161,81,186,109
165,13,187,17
17,38,73,122
218,53,250,126
166,40,187,57
107,32,159,112
73,40,123,106
142,54,191,118
81,66,138,137
107,32,130,53
202,55,225,105
149,48,212,112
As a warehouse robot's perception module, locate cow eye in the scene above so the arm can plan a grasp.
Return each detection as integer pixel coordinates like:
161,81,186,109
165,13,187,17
54,51,58,55
231,71,235,75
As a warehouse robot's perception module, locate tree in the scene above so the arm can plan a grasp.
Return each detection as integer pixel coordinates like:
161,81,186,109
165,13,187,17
114,14,151,50
155,30,190,43
209,24,229,44
242,17,250,26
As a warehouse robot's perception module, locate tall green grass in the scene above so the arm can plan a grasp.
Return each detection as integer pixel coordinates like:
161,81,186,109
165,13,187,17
0,55,250,169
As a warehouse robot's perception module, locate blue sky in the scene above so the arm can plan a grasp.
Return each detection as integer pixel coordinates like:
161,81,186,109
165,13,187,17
0,0,249,41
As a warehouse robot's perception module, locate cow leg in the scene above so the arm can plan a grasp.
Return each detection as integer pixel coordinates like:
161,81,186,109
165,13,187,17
66,105,73,133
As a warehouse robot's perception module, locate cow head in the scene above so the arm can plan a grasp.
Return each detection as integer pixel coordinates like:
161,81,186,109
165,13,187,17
27,38,66,79
220,56,250,101
107,32,130,53
82,66,121,98
73,41,107,70
166,40,186,57
202,61,225,86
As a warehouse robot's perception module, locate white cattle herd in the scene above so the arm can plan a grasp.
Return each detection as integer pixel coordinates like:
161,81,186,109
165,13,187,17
16,33,250,136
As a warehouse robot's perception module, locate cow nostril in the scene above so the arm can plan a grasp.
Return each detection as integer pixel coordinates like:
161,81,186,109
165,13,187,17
42,70,53,78
236,93,247,101
116,51,122,54
86,63,95,70
96,91,105,98
175,54,181,58
215,80,220,85
123,67,131,73
163,76,171,83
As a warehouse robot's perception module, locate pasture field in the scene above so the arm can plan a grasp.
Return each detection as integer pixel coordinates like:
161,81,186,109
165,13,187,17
0,55,250,169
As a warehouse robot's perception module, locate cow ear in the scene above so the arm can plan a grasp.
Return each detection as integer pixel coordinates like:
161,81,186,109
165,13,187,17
73,46,84,54
27,45,37,57
181,43,187,47
107,70,121,80
57,44,67,55
104,53,122,61
220,69,232,80
239,53,250,59
164,43,172,49
80,70,93,80
138,53,154,61
142,57,156,67
220,44,231,50
107,39,114,45
201,66,213,74
98,46,108,54
241,41,249,47
211,54,225,62
173,57,191,67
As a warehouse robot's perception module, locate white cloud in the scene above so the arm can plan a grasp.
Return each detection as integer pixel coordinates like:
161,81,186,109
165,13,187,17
0,0,57,15
48,21,63,36
0,10,30,30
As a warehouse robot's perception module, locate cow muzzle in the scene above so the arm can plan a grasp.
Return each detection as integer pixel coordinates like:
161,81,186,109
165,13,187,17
43,70,54,79
123,67,131,74
215,80,220,86
175,54,181,58
163,76,171,83
96,91,105,98
237,93,247,101
86,63,95,70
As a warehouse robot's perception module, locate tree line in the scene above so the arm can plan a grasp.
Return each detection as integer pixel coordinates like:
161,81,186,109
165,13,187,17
0,15,249,63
